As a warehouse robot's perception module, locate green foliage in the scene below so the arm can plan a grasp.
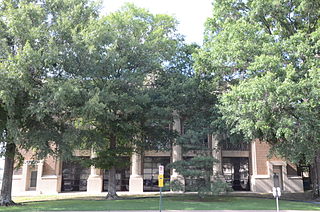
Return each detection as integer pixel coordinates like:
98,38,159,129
170,156,231,198
0,0,103,202
43,4,184,172
89,147,132,170
160,43,228,197
196,0,320,165
172,156,218,178
220,69,320,163
0,0,101,159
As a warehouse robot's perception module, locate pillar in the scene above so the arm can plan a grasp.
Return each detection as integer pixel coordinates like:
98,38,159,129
129,151,144,193
56,158,62,193
87,150,103,193
170,111,185,189
212,135,223,180
36,160,44,193
21,162,28,191
250,140,257,192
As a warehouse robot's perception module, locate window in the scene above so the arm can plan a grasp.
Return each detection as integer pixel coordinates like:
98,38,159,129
30,171,37,188
61,158,90,192
287,164,298,176
103,168,130,191
103,157,131,191
222,157,250,191
143,157,170,191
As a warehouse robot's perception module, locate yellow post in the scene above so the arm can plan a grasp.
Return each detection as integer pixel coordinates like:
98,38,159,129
158,174,164,187
158,165,164,212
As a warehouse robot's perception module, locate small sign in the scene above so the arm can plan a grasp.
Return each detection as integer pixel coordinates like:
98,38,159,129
159,165,164,175
158,174,164,187
273,187,281,212
272,187,281,198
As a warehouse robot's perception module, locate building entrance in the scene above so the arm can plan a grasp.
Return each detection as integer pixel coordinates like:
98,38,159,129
103,168,130,191
298,165,311,191
222,157,250,191
143,157,170,191
61,160,90,192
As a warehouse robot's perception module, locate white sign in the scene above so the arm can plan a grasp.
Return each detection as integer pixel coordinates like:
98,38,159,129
273,187,281,212
276,187,281,197
272,187,281,198
159,165,164,175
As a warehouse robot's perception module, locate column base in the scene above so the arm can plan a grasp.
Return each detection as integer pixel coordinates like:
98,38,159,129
212,173,226,182
36,175,62,194
87,175,103,193
170,174,185,192
129,175,144,193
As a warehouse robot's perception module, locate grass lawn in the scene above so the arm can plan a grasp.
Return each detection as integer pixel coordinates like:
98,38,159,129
0,195,318,211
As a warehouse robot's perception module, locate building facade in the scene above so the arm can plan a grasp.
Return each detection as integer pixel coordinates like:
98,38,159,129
10,116,305,195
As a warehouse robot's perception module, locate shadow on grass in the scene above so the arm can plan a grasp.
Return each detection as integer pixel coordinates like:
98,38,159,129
5,194,320,212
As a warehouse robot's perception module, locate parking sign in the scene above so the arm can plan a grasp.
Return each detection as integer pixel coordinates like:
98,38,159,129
159,165,164,175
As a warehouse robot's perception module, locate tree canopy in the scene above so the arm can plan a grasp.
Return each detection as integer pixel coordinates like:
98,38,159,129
196,0,320,160
196,0,320,196
0,0,100,205
42,3,184,199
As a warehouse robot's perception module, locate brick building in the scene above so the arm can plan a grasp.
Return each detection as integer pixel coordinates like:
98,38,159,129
10,115,305,195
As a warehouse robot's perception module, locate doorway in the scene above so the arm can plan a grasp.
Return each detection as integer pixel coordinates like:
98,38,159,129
103,168,130,191
143,157,170,191
222,157,250,191
30,171,37,188
273,165,283,190
61,160,90,192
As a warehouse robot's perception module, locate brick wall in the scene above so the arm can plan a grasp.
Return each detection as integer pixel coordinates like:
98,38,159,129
255,141,269,175
43,156,58,175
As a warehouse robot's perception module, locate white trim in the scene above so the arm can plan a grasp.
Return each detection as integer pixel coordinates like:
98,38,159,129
13,175,22,180
253,175,270,179
268,161,286,191
144,150,170,157
266,161,271,176
41,175,58,179
251,141,257,176
268,161,286,166
222,150,249,157
288,176,302,179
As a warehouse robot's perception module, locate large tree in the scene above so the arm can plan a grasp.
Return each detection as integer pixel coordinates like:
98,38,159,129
195,0,320,196
58,4,182,199
219,68,320,193
157,43,229,197
0,0,100,205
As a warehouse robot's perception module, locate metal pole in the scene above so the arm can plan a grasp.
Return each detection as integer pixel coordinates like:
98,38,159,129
276,196,279,212
159,187,162,212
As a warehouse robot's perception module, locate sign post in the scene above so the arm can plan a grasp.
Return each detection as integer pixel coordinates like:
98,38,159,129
158,165,164,212
272,187,281,212
273,173,281,212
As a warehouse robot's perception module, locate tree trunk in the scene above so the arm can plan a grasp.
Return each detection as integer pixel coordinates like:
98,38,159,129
106,166,118,200
106,135,119,200
0,143,18,206
312,151,320,199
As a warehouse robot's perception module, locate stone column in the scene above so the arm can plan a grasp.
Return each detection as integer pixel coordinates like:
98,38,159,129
170,111,185,189
56,158,62,193
212,135,223,178
250,140,257,192
21,162,28,192
87,150,103,193
36,160,44,194
129,151,144,193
